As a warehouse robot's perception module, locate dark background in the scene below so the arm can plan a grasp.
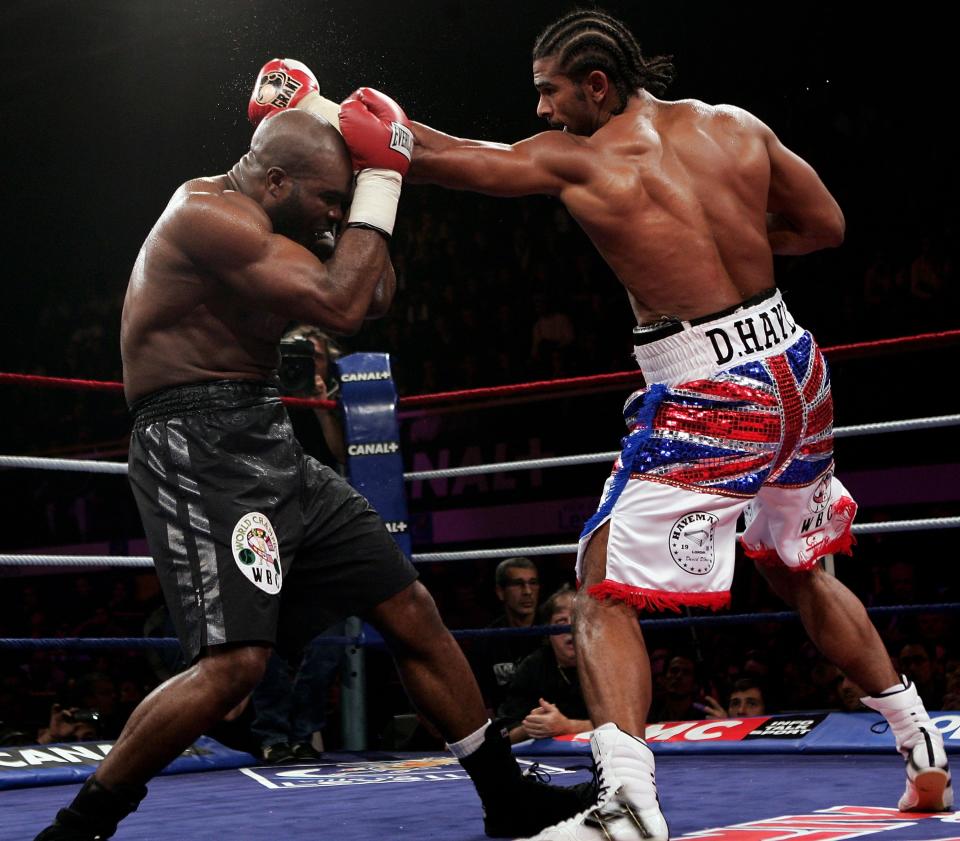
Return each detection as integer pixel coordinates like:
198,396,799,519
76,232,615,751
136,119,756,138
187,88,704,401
0,1,956,751
1,0,955,396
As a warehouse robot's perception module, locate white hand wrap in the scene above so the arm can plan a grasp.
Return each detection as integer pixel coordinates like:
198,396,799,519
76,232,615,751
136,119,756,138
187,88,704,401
347,168,402,237
297,91,341,133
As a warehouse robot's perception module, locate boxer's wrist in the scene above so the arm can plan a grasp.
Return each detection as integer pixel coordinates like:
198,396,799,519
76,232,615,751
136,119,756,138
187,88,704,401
296,91,342,132
346,169,402,238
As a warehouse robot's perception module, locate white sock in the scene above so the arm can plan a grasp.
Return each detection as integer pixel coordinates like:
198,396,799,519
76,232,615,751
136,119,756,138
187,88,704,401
447,719,491,759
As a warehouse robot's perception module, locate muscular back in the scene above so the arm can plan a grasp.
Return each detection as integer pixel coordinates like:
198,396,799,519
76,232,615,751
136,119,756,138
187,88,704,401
412,94,842,325
121,177,288,404
562,100,775,323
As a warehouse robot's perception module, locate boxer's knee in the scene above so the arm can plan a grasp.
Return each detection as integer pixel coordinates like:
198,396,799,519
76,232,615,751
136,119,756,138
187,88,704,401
196,643,271,702
369,580,447,651
575,585,634,625
760,560,832,608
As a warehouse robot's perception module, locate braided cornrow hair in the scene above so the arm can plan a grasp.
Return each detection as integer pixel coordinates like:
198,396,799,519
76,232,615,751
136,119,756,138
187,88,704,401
533,9,675,105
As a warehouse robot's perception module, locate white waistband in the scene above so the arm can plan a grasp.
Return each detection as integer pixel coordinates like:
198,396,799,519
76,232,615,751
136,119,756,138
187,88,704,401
633,290,804,386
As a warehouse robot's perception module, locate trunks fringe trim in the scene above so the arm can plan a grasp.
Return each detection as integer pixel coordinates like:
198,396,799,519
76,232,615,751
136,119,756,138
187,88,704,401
586,580,730,613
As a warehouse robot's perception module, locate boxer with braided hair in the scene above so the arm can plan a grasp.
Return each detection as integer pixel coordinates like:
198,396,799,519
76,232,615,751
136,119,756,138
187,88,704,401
532,8,675,104
407,7,951,839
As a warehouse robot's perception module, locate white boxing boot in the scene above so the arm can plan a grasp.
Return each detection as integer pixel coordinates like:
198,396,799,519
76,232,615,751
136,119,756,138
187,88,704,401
521,723,668,841
861,676,952,811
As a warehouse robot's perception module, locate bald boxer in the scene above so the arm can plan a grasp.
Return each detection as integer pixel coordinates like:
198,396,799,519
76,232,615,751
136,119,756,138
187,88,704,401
402,9,951,839
33,89,585,841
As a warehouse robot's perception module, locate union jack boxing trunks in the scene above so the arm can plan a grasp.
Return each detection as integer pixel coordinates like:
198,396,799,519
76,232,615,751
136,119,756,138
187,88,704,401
577,287,856,612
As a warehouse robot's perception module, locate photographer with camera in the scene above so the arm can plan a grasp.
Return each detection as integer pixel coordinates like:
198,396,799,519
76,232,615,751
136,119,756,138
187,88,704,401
278,324,347,471
251,323,348,763
37,704,100,745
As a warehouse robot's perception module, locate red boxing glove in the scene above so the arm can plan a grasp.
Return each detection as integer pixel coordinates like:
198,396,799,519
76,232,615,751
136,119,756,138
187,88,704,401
339,87,413,176
248,58,320,126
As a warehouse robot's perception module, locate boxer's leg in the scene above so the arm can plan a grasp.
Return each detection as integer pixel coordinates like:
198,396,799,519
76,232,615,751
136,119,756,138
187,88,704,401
34,644,271,841
523,521,667,841
758,562,897,693
368,580,590,838
575,521,652,736
523,524,667,841
759,562,951,811
367,580,489,739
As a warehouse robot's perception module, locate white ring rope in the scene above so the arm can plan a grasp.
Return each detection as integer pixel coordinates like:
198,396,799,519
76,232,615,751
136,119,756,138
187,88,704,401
0,413,957,479
412,517,960,562
0,555,154,568
832,414,960,437
1,517,957,568
0,455,127,474
403,414,960,481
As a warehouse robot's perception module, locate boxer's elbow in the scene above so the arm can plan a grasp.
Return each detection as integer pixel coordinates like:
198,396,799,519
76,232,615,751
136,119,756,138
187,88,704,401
365,294,392,320
785,210,845,254
300,292,365,336
323,307,365,336
816,207,845,248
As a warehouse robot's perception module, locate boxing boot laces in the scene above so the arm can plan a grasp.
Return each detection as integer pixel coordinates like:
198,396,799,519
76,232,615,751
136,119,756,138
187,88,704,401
457,721,590,838
520,722,669,841
861,677,952,811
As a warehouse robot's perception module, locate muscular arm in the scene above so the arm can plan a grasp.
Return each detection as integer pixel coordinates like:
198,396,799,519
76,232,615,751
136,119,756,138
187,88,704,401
409,122,594,198
365,261,396,320
763,127,845,255
176,191,390,335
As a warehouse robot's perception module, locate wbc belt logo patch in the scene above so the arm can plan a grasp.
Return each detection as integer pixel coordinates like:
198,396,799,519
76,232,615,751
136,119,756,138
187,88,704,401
232,512,282,594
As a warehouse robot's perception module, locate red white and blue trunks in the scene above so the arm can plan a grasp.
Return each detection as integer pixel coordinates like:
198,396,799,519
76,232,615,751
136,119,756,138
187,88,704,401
577,288,857,612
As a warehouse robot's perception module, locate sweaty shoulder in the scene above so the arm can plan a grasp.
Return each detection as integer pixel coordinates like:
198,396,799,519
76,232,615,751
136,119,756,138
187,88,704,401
164,178,271,270
515,129,599,186
667,98,770,140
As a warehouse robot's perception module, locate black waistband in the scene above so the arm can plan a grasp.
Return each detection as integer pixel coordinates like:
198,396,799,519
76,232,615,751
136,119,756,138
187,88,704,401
633,286,778,347
130,379,280,427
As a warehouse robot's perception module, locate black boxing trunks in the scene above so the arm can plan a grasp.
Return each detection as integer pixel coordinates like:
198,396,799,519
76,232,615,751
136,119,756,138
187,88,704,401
128,380,417,663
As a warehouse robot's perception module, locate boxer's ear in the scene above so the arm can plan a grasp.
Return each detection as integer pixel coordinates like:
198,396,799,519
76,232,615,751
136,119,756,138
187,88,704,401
266,166,290,196
584,70,610,103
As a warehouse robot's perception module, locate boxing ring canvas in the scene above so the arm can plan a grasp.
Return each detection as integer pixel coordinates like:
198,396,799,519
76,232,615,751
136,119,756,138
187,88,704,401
5,752,958,841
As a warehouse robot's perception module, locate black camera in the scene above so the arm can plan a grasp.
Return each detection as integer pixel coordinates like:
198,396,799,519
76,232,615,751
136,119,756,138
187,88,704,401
278,339,316,396
63,709,100,725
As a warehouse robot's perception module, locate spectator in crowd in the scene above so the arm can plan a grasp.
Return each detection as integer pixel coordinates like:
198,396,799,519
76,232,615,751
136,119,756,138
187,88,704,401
728,679,767,717
529,295,576,379
470,558,543,710
280,324,347,469
251,634,343,762
74,672,123,740
837,674,867,712
648,654,708,723
909,236,948,312
703,678,768,718
942,654,960,710
0,674,32,745
497,586,592,743
898,641,945,709
36,704,99,745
